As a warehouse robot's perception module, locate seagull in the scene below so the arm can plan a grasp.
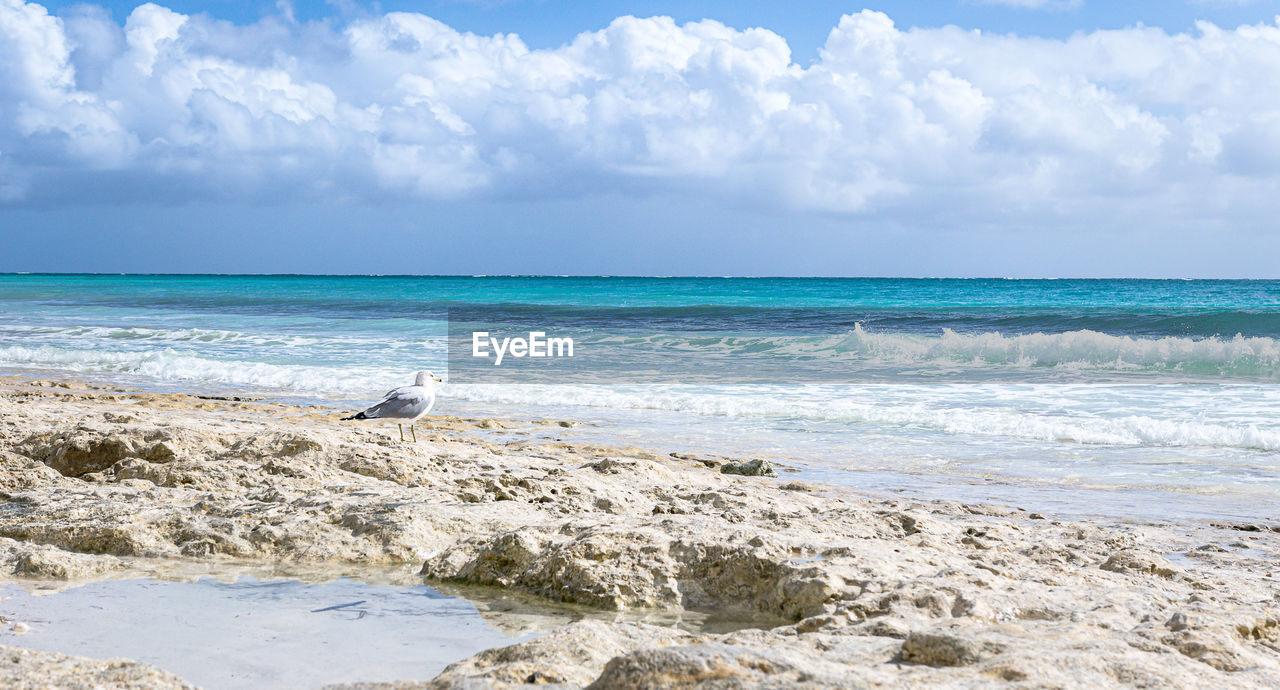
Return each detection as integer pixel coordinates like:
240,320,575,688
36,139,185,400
341,371,442,442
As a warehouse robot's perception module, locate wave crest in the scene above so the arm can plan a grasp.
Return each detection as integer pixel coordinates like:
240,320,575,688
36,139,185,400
0,345,400,396
606,326,1280,379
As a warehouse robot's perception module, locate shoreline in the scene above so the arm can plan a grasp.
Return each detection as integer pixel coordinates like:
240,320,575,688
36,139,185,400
2,374,1279,687
4,366,1269,527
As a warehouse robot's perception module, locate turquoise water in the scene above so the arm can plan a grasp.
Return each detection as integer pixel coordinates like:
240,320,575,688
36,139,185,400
2,274,1279,520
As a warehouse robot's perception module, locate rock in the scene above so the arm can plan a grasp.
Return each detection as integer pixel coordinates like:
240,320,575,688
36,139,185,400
589,458,635,474
423,529,548,587
0,645,194,689
1100,550,1179,579
427,526,683,610
102,412,140,424
3,380,1280,688
0,451,63,490
720,459,776,477
16,426,193,477
899,630,1005,667
426,620,693,688
425,527,842,618
1162,631,1252,672
226,432,322,459
586,643,848,689
0,537,124,579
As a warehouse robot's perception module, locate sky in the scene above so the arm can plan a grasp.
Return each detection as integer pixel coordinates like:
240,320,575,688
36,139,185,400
3,0,1280,276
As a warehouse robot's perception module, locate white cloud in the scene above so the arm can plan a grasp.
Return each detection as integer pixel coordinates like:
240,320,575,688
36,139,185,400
1,1,1279,229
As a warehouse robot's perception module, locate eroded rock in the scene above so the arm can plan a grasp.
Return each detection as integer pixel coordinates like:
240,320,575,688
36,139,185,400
0,451,63,490
1100,550,1179,579
0,537,124,579
1,380,1279,689
0,645,193,689
587,643,847,689
427,620,693,688
720,459,777,478
16,425,195,478
899,629,1005,667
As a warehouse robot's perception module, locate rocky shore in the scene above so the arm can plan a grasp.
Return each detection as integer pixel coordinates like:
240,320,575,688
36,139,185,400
1,375,1278,688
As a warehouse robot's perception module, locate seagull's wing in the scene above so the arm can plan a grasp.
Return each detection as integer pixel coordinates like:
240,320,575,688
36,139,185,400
359,386,431,419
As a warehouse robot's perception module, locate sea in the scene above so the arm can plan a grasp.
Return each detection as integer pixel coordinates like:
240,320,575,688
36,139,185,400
3,274,1279,523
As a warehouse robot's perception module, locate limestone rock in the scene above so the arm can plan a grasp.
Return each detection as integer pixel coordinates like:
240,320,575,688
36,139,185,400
425,527,843,619
16,425,195,478
0,537,124,579
720,459,776,477
0,451,63,490
0,645,194,689
899,629,1005,667
587,643,849,689
1100,550,1179,579
426,620,693,688
2,380,1280,689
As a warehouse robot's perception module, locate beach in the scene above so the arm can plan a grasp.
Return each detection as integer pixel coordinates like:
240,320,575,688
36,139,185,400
6,0,1280,684
2,374,1278,687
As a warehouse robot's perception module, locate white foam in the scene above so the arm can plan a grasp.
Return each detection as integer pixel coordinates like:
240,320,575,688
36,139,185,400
0,345,406,398
5,334,1280,453
604,326,1280,378
445,382,1280,452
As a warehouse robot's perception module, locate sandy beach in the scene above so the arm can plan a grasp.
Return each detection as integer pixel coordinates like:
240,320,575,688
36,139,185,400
0,374,1276,688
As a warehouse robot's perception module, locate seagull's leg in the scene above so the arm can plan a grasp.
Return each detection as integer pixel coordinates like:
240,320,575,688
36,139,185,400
410,424,417,442
398,423,405,442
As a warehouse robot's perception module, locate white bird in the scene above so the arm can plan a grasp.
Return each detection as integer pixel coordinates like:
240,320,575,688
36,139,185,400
341,370,442,442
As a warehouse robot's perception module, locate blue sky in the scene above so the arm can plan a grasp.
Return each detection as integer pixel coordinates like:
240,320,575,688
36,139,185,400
33,1,1280,55
4,1,1280,276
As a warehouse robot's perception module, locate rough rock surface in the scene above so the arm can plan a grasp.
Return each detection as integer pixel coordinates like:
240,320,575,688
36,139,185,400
1,377,1279,688
0,536,123,580
427,620,694,688
719,459,776,477
0,645,193,689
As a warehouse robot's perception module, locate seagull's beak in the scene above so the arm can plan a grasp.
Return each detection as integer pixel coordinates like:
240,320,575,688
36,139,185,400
433,376,443,382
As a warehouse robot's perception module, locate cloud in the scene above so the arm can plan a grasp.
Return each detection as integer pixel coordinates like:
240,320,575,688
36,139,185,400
1,1,1280,231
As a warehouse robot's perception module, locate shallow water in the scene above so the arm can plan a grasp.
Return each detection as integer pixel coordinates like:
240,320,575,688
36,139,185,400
0,577,532,689
0,568,786,689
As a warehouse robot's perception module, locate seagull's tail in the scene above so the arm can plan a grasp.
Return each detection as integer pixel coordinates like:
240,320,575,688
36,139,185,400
341,411,368,421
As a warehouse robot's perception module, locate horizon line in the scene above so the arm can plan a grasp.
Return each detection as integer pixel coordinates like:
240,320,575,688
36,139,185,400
2,272,1278,281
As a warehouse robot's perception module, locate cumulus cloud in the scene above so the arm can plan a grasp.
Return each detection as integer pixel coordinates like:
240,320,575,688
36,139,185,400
1,0,1280,227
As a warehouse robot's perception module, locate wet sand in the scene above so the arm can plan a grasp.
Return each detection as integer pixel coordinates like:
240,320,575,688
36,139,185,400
1,375,1279,688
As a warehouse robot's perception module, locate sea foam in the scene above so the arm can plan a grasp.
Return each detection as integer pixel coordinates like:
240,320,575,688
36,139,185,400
4,328,1280,453
444,382,1280,452
609,325,1280,378
0,345,406,397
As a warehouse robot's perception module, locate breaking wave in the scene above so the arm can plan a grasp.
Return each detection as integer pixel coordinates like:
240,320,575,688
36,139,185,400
596,325,1280,379
0,345,406,397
